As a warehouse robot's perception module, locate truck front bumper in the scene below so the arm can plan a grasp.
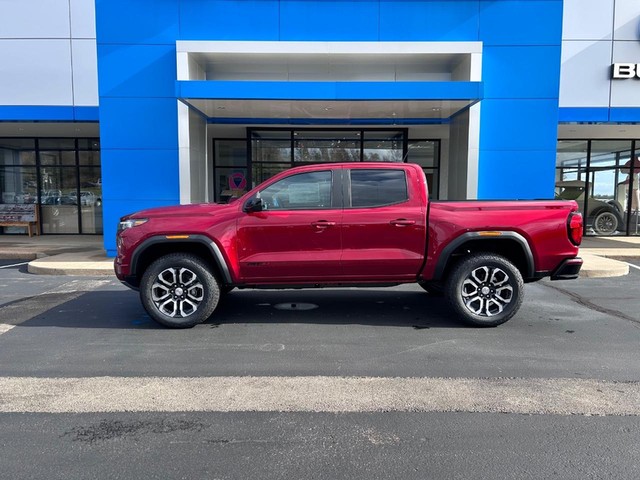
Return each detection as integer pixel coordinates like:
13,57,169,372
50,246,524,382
550,257,583,280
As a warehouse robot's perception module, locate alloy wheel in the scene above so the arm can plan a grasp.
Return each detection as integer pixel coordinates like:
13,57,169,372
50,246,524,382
151,267,204,318
461,265,514,317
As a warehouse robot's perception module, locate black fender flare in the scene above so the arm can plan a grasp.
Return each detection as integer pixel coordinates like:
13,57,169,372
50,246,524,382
432,231,535,281
129,234,233,284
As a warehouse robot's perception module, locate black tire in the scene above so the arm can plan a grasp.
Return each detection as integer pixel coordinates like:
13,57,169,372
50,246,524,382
593,210,619,235
140,253,220,328
445,253,524,327
418,281,444,296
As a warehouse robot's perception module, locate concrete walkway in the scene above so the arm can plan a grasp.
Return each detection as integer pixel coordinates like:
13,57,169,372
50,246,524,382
0,235,638,278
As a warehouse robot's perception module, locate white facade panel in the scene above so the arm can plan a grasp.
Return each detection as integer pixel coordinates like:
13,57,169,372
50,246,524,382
0,0,70,38
70,0,97,39
559,41,613,107
0,40,73,105
610,41,640,107
613,0,640,41
562,0,614,41
71,39,99,106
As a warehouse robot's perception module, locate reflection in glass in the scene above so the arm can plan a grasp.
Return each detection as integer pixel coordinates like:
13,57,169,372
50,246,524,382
215,168,248,203
408,141,438,168
215,140,247,167
40,151,76,166
295,138,359,163
79,167,103,234
253,140,291,163
0,167,37,204
556,140,634,236
252,163,289,187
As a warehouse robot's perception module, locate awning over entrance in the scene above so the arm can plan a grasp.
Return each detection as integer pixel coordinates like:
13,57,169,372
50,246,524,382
176,41,483,123
178,83,480,123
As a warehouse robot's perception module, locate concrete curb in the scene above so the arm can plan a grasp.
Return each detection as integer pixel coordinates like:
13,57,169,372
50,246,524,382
27,252,115,276
578,252,629,278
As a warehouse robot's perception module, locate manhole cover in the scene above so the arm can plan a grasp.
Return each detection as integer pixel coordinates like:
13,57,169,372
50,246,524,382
274,303,318,311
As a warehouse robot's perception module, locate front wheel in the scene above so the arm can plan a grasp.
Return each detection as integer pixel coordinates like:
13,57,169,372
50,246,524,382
445,254,524,327
140,253,220,328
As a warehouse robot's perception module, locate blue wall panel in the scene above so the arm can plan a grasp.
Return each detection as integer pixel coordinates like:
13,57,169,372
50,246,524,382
479,0,562,46
99,97,178,150
179,0,280,40
102,149,181,254
95,0,179,45
280,0,379,40
479,99,559,152
477,150,556,200
482,46,560,99
379,1,479,41
98,45,177,98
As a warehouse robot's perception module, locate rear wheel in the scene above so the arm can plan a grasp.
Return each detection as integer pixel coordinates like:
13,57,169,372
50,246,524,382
445,253,523,327
140,253,220,328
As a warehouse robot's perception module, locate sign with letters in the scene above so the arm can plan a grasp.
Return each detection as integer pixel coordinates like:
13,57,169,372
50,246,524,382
612,63,640,79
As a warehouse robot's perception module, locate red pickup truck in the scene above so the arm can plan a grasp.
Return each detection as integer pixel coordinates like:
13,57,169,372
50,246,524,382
115,163,583,328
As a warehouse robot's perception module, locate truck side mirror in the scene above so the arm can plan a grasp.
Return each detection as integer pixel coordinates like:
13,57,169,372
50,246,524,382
243,196,263,213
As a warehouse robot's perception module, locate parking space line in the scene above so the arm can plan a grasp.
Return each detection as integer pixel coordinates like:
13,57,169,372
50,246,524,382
0,279,111,336
627,263,640,271
0,262,29,269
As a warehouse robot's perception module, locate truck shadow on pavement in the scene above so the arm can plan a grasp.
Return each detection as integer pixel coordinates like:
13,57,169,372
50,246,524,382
10,286,466,330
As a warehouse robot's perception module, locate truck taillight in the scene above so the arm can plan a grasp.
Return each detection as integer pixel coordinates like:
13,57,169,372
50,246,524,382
568,212,583,246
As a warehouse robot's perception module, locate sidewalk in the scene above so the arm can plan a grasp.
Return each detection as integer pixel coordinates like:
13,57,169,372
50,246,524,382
0,235,638,278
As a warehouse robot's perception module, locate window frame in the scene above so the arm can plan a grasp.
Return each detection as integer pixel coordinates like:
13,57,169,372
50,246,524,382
251,169,339,211
344,168,409,209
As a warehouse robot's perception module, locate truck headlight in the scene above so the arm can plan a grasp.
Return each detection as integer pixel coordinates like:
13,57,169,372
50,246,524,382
117,218,148,232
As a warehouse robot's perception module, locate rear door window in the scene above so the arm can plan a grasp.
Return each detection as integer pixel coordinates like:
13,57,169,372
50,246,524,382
349,169,408,207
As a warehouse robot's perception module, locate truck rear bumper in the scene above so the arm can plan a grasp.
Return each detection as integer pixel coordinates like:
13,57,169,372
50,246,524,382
550,257,583,280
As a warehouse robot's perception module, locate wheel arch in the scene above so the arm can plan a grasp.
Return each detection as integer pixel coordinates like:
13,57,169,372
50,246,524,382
433,232,535,282
129,235,232,287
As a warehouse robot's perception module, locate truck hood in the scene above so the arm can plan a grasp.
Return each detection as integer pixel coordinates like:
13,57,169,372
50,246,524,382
123,202,234,220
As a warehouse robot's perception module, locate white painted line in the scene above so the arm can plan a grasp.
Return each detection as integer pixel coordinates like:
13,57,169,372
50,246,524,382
627,262,640,271
0,376,639,416
0,261,29,269
0,280,111,336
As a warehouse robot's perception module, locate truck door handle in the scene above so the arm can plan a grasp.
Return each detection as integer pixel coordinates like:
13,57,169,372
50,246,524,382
311,220,336,228
390,219,416,226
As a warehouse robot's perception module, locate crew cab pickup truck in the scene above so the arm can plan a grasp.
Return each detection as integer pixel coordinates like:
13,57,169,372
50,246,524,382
115,163,583,328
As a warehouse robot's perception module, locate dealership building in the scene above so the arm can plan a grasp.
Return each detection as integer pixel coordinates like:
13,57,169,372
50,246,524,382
0,0,639,256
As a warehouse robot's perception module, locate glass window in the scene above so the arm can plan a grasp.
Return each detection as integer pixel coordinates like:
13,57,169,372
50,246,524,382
253,139,291,163
39,139,75,150
408,141,438,168
77,139,100,150
40,151,76,166
215,140,247,167
78,151,100,166
259,171,332,210
0,167,37,204
79,167,103,234
0,149,35,167
0,136,101,235
252,163,289,187
215,168,249,203
294,130,360,163
363,140,402,162
350,169,408,208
